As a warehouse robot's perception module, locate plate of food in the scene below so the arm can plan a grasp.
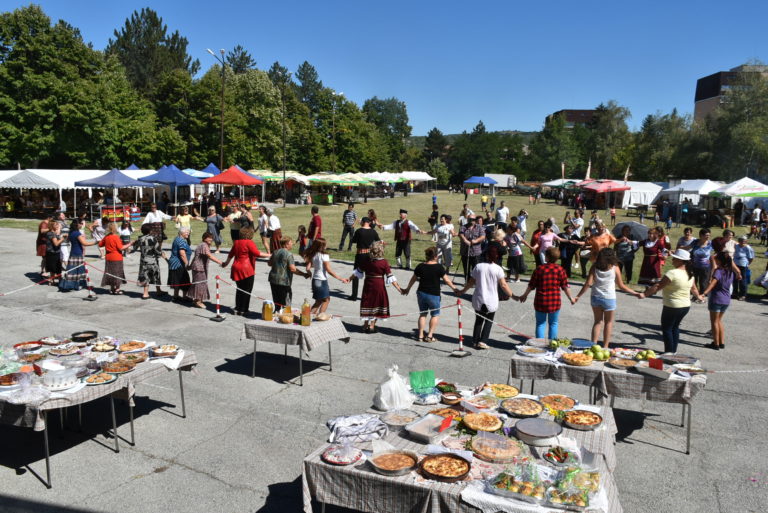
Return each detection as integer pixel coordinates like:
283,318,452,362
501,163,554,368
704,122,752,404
562,410,603,431
380,409,420,429
91,342,116,352
39,336,63,346
435,381,457,394
118,352,148,365
542,446,580,467
48,344,79,356
462,412,503,432
606,357,637,370
517,346,548,358
501,398,544,418
484,383,520,399
84,372,117,386
471,435,527,463
611,347,642,359
672,364,707,375
20,353,46,364
152,345,179,358
429,407,463,420
539,394,577,411
321,444,363,466
0,374,20,387
369,450,419,476
118,341,147,353
561,352,593,367
419,453,471,483
14,342,43,353
465,395,499,409
101,362,134,374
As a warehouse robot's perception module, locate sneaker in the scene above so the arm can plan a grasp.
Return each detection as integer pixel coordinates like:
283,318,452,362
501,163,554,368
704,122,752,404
515,278,521,283
474,342,490,350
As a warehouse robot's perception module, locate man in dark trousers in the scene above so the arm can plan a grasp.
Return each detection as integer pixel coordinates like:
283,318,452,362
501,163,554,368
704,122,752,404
349,217,380,301
338,203,357,251
382,209,423,269
308,205,322,245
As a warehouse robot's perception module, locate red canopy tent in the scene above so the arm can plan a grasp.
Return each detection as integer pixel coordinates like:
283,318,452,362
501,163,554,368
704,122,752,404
574,178,597,187
581,180,630,193
200,165,263,185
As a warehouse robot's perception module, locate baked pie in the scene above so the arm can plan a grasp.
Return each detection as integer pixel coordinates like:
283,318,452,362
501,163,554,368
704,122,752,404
539,394,576,411
564,410,602,428
372,452,417,471
501,398,544,417
118,341,146,352
463,412,503,432
562,352,593,366
470,437,525,462
486,383,520,399
420,454,470,479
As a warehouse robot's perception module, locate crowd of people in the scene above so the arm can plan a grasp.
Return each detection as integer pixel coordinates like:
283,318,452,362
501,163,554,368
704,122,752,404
31,194,766,355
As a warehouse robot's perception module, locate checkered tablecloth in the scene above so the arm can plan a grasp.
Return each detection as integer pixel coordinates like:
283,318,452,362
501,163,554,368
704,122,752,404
0,352,198,431
241,318,350,353
302,405,621,513
508,354,707,404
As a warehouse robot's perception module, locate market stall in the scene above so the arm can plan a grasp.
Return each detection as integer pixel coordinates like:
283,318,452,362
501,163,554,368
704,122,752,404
0,334,196,488
241,317,349,385
619,181,663,209
140,165,201,213
303,376,622,513
74,168,155,222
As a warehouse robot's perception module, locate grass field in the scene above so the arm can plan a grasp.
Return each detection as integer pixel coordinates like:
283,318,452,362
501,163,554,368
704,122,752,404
4,191,767,295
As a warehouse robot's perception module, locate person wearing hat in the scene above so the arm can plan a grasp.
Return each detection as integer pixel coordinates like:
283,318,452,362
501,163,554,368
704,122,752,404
732,235,754,300
640,249,703,354
349,216,380,301
382,209,424,270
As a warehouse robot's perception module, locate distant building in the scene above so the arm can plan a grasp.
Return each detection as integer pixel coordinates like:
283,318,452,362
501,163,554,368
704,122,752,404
694,64,768,121
545,109,597,129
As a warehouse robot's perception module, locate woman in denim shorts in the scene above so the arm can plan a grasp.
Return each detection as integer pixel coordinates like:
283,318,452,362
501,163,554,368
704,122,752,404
403,247,459,342
700,251,736,350
575,248,642,347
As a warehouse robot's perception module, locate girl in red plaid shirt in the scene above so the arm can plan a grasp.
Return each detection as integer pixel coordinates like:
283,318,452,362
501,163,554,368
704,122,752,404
520,247,575,339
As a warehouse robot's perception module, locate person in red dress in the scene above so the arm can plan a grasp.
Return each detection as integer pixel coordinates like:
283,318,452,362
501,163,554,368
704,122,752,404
222,227,271,316
349,241,404,333
638,227,667,285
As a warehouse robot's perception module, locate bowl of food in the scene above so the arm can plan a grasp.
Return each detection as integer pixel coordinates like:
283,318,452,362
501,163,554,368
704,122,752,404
542,446,580,467
441,392,463,405
71,331,98,343
369,450,419,476
152,345,179,358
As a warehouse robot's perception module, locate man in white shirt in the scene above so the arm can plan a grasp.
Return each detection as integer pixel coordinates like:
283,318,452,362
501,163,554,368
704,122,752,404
382,209,424,269
458,259,518,349
142,203,173,224
495,201,510,230
570,210,584,238
428,214,457,272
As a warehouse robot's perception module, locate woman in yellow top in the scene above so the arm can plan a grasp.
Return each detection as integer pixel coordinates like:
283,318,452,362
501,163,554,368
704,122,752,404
174,206,197,244
641,249,703,354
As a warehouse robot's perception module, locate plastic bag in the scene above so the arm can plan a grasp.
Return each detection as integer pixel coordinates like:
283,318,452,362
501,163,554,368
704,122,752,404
326,413,388,443
373,365,414,411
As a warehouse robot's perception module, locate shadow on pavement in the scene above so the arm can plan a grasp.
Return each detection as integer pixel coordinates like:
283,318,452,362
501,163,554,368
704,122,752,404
255,475,359,513
214,352,327,383
0,495,102,513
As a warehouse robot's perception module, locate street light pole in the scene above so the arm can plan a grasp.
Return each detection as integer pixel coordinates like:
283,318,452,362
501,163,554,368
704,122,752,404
207,48,227,172
279,70,291,207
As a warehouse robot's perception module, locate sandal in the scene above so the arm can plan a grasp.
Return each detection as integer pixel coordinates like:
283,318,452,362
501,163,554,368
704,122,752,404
424,336,436,343
415,336,424,342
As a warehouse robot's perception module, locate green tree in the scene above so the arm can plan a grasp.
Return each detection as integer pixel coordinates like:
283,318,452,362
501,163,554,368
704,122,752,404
423,127,448,163
632,109,690,181
587,101,632,178
106,8,199,98
426,158,450,185
295,60,323,118
226,44,256,74
526,113,581,179
362,96,412,166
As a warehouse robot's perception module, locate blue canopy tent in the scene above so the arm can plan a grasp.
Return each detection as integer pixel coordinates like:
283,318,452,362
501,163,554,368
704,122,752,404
75,168,155,216
140,166,200,205
200,163,221,175
125,163,140,170
463,176,498,196
183,168,213,178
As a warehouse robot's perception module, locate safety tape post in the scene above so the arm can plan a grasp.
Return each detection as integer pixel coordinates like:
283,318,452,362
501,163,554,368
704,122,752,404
83,264,97,301
457,299,464,351
211,275,225,322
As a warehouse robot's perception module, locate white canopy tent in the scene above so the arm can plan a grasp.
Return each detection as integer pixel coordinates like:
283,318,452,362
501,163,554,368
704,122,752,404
620,181,664,208
400,171,435,182
542,178,575,187
656,179,725,205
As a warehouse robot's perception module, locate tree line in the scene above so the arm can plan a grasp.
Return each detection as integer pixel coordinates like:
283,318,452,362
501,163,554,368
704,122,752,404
1,5,765,184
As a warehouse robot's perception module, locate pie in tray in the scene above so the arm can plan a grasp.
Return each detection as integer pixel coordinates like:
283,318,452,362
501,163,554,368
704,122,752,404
501,398,543,417
429,407,462,420
118,341,146,352
463,412,503,432
486,383,519,399
465,395,498,409
562,352,593,366
471,437,525,462
86,372,115,384
372,452,417,471
564,410,602,427
539,394,576,411
421,454,470,478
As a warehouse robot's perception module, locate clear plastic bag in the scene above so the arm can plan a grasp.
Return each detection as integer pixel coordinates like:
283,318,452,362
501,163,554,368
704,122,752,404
373,365,414,411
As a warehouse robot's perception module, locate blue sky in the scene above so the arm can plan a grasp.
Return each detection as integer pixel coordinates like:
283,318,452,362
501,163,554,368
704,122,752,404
8,1,768,135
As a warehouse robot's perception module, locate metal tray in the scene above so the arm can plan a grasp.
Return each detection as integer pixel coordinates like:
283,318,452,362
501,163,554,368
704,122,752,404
368,450,419,476
515,418,562,446
570,338,593,350
419,453,471,483
562,410,604,431
660,354,699,365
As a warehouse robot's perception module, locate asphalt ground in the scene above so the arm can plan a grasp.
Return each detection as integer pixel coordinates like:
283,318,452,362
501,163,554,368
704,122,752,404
0,225,766,513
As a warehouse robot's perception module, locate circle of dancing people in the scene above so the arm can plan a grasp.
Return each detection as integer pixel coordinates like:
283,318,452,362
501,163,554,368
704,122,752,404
35,197,760,354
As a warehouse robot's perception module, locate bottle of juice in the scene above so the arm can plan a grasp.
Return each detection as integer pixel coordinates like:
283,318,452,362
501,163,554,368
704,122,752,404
301,298,311,326
262,300,273,321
